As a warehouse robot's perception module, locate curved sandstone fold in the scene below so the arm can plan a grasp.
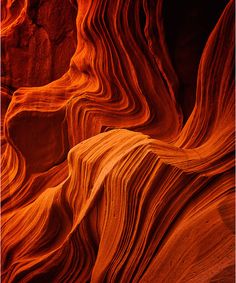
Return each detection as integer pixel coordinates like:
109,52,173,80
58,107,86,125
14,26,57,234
1,0,235,282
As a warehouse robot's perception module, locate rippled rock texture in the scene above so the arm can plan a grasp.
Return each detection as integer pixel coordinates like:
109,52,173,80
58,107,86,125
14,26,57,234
1,0,235,282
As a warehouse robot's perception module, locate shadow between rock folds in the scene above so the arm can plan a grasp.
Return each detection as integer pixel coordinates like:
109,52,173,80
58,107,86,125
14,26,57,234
1,0,235,282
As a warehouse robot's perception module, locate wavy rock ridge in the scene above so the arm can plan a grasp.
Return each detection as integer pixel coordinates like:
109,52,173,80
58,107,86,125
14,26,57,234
1,0,235,282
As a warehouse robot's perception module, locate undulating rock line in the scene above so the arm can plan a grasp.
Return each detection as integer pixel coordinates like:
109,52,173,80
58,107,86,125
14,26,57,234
1,0,235,282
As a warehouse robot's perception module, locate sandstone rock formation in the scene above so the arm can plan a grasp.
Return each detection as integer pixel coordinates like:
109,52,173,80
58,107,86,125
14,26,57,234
1,0,235,282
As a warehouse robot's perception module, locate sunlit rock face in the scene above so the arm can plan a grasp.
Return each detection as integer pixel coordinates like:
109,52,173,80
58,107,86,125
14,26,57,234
1,0,235,282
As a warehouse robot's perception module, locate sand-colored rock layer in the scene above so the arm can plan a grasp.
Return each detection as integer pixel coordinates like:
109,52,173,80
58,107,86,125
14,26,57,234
1,0,235,282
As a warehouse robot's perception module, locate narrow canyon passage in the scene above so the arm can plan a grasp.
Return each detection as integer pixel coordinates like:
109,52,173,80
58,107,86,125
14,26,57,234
1,0,235,282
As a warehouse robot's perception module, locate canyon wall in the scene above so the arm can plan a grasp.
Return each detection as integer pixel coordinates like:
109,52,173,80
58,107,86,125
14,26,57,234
1,0,235,282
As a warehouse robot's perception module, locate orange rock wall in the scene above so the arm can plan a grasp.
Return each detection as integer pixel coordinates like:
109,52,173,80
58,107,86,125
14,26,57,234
1,0,235,282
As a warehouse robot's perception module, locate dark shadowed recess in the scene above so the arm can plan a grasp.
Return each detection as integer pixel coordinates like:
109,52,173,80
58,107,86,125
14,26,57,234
1,0,78,89
163,0,229,123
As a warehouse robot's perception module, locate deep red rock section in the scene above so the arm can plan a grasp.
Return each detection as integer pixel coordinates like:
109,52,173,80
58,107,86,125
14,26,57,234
1,0,235,282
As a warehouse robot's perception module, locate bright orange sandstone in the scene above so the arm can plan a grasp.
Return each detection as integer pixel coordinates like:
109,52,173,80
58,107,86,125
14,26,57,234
1,0,235,282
